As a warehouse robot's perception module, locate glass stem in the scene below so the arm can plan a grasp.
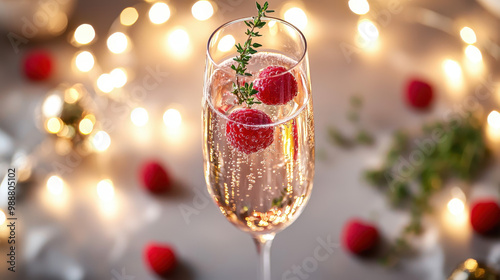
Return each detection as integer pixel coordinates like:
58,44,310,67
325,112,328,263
253,233,275,280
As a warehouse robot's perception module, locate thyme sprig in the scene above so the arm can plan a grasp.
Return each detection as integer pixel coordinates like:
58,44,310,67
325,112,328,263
365,112,490,265
230,2,274,106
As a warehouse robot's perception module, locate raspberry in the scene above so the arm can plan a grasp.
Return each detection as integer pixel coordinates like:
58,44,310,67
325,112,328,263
144,243,177,276
140,161,172,193
254,66,298,105
406,79,434,109
470,200,500,235
23,50,53,81
342,219,380,255
226,109,274,154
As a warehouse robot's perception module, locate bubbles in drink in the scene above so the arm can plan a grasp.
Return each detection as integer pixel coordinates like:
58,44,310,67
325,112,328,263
203,53,314,234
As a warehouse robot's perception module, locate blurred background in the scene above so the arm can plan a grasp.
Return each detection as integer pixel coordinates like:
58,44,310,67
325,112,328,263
0,0,500,279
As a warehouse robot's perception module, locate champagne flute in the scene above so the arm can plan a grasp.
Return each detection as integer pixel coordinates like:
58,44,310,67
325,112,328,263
203,15,314,280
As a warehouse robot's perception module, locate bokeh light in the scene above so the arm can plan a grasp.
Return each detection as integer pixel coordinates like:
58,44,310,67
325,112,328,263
97,73,114,93
192,0,214,21
42,94,63,118
358,19,379,43
167,28,190,53
447,198,465,216
442,59,462,80
74,24,95,45
93,131,111,152
97,179,115,202
149,2,171,24
284,7,308,31
131,107,149,127
110,68,128,88
75,51,95,72
464,259,479,271
64,88,80,104
47,175,64,196
107,32,129,54
46,117,63,134
79,118,94,135
120,7,139,26
465,45,482,63
488,110,500,129
460,27,477,44
217,35,235,52
348,0,370,15
163,108,182,129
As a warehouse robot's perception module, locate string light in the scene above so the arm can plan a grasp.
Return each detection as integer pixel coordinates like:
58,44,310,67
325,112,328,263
217,35,236,52
42,94,63,118
64,88,80,104
167,28,190,53
358,19,379,43
84,114,96,125
488,110,500,129
97,179,115,202
442,59,462,80
107,32,129,54
163,108,182,129
284,7,308,31
79,118,94,135
97,73,114,93
192,0,214,21
131,107,149,127
120,7,139,26
46,175,64,196
75,51,95,72
464,259,479,271
74,24,95,45
110,68,128,88
447,198,465,216
93,131,111,152
348,0,370,15
57,125,75,139
46,117,63,134
465,45,482,63
460,27,477,44
149,2,171,24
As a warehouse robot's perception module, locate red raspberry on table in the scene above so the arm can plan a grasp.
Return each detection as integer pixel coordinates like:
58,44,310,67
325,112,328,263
226,109,274,154
254,66,298,105
405,79,434,109
342,219,380,255
140,161,172,193
23,50,53,81
144,243,177,276
470,200,500,235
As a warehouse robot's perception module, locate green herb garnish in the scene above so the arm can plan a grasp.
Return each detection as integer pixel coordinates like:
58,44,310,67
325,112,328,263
327,95,374,148
365,112,490,265
230,2,274,107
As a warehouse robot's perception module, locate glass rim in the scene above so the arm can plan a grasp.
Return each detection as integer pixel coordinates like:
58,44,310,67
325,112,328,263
206,16,308,79
205,16,310,129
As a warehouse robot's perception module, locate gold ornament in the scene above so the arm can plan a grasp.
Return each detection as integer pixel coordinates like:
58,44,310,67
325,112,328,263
448,259,498,280
39,83,101,156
